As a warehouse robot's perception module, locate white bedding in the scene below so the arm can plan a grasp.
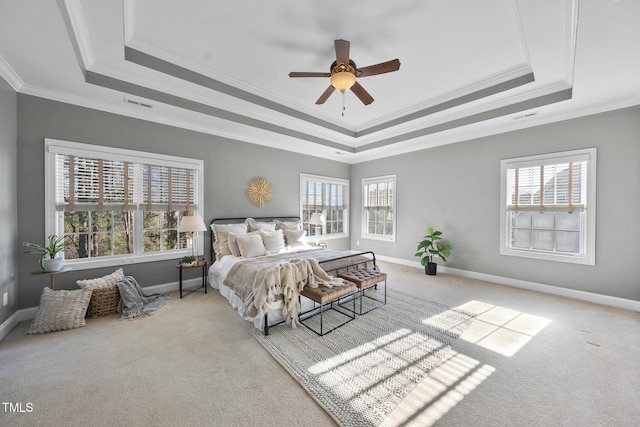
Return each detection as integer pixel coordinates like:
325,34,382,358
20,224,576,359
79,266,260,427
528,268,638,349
208,247,374,332
208,251,316,330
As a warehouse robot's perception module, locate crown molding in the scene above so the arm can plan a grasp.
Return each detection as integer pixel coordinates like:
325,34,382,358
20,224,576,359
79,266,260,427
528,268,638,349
0,54,24,91
57,0,94,70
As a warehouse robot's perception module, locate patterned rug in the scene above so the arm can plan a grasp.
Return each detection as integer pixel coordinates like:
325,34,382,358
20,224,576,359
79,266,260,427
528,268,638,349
250,288,476,427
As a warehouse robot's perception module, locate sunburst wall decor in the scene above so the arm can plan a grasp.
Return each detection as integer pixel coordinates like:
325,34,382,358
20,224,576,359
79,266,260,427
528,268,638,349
246,177,272,207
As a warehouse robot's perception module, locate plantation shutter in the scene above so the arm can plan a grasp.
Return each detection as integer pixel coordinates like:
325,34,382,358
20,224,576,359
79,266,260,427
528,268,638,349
506,157,587,214
143,164,196,211
363,179,393,212
302,176,347,212
55,153,198,212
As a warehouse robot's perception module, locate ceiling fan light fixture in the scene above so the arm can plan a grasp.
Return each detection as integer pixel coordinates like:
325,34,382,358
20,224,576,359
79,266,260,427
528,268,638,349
330,71,356,92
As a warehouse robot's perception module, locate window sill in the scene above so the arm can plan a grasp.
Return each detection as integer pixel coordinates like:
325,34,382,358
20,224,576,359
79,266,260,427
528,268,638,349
62,251,199,271
500,248,594,266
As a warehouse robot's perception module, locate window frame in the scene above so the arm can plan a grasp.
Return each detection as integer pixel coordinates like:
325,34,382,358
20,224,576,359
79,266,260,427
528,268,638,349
300,173,349,240
44,138,204,271
499,147,596,265
362,174,397,242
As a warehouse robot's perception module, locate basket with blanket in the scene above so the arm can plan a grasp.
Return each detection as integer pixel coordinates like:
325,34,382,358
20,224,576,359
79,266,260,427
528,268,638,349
76,268,124,318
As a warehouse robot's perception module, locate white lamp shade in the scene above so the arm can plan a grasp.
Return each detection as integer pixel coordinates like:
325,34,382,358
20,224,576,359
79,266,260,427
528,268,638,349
309,213,326,225
178,215,207,232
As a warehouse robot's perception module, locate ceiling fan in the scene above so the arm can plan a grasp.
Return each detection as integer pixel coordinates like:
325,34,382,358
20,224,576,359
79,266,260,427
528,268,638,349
289,39,401,106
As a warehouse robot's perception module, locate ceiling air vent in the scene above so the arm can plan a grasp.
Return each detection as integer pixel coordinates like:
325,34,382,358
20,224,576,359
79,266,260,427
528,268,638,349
512,111,538,120
123,97,153,109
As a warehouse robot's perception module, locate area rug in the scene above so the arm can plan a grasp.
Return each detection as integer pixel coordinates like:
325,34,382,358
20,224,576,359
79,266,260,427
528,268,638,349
250,288,476,427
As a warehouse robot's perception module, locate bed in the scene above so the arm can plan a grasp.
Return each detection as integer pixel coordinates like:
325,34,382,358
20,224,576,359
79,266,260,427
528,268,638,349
208,217,377,334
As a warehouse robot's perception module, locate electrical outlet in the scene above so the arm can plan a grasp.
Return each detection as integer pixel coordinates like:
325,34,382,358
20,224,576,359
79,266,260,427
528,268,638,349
3,292,7,306
356,241,360,246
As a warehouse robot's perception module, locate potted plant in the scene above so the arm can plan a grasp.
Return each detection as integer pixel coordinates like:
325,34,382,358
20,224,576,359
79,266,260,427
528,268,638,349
415,227,452,275
24,235,66,271
181,255,196,266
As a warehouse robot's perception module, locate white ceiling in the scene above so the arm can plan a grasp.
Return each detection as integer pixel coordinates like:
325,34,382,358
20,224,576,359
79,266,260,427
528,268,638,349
1,0,638,163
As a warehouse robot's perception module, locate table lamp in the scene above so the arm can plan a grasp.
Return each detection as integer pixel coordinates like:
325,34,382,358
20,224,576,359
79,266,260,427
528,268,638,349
309,212,326,245
178,215,207,258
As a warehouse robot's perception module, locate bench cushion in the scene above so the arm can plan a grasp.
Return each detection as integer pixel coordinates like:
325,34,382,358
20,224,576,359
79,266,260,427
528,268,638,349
338,269,387,289
301,281,356,305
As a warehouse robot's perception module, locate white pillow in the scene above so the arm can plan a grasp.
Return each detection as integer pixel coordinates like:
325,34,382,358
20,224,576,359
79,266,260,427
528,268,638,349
245,218,277,232
212,223,248,258
274,219,302,230
284,229,307,248
259,229,285,254
235,233,267,258
77,268,124,289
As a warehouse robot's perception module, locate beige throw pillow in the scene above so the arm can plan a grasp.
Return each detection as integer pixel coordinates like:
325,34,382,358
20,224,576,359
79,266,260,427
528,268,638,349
259,229,285,254
212,223,248,258
28,287,93,334
245,218,277,232
235,233,267,258
274,219,302,230
284,229,307,248
77,268,124,289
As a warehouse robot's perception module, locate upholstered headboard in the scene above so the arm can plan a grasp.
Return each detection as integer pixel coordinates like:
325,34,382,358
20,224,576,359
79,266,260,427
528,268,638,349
209,216,301,263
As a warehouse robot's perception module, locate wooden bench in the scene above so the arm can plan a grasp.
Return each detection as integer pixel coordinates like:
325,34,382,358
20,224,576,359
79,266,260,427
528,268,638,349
299,280,357,336
337,269,387,315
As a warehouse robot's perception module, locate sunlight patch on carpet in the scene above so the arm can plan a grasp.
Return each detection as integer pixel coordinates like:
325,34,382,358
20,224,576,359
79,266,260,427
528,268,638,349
383,350,496,426
457,300,551,357
250,289,476,427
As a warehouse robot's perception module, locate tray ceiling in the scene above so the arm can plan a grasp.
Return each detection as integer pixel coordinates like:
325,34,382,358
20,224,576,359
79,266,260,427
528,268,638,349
0,0,638,163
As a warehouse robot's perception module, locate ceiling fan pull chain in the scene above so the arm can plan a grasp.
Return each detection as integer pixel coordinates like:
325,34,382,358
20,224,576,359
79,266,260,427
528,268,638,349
342,92,346,116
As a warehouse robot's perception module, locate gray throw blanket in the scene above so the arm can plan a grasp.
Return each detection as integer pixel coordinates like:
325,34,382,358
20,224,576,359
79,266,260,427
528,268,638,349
116,276,168,319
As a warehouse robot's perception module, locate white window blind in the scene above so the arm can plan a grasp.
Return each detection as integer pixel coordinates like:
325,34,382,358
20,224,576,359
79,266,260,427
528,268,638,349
506,158,587,214
55,154,198,212
364,180,394,212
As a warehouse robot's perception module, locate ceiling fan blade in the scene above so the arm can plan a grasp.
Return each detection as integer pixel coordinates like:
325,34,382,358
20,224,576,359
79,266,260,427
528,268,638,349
350,81,374,105
334,39,350,66
315,85,336,105
289,71,331,78
357,59,401,77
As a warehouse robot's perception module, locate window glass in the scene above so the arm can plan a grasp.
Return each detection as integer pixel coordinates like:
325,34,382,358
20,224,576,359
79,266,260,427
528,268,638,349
362,175,396,241
300,174,349,239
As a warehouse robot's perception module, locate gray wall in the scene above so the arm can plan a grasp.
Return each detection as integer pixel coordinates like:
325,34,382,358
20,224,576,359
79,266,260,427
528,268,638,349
12,93,640,309
16,94,350,309
351,106,640,301
0,77,18,323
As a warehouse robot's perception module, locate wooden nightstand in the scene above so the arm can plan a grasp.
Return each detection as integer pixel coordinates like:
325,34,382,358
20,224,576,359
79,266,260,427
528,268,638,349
176,259,208,298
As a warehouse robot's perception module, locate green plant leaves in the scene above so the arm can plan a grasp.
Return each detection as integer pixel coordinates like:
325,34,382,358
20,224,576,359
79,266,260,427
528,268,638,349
415,227,452,263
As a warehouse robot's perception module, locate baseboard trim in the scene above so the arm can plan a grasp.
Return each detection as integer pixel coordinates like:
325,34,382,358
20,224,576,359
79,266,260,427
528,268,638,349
0,307,39,342
0,278,204,341
375,254,640,312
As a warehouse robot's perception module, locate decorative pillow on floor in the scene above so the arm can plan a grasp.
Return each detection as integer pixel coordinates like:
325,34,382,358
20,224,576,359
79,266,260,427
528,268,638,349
28,287,93,334
76,268,124,289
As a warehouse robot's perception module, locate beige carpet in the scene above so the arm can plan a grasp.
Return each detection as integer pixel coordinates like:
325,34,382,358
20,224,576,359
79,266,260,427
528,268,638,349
1,261,639,426
250,289,475,427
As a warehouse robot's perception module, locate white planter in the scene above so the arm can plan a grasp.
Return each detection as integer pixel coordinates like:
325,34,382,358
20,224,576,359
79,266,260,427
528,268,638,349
43,258,64,272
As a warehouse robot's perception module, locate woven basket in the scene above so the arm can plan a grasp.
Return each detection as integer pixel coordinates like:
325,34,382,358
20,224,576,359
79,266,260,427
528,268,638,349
86,284,120,318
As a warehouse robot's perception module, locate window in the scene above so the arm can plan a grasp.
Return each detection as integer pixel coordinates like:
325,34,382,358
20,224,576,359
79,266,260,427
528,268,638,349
500,148,596,265
362,175,396,241
300,174,349,239
45,139,204,270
